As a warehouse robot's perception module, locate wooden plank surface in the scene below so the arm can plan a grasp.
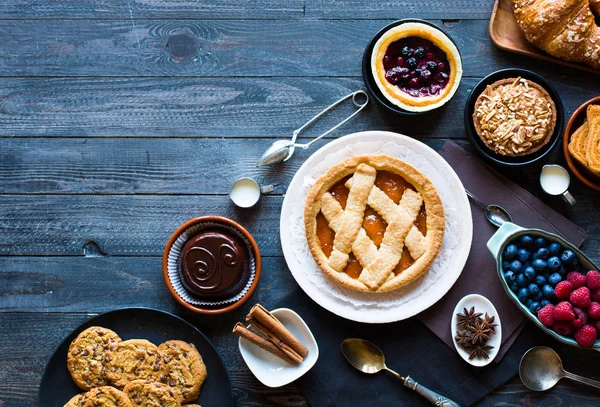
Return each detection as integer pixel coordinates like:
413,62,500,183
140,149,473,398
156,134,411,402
0,76,597,137
0,19,581,77
0,0,494,20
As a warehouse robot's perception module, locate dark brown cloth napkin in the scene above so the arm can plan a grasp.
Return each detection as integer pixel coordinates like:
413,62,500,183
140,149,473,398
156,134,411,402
418,141,588,361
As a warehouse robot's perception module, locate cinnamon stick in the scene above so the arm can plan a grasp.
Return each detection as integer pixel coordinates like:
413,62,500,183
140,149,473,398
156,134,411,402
246,304,309,358
247,318,304,364
232,322,299,365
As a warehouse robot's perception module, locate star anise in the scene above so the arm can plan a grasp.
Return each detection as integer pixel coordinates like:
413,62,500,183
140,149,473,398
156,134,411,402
454,330,473,348
456,306,482,330
468,344,494,360
471,319,492,344
482,313,498,333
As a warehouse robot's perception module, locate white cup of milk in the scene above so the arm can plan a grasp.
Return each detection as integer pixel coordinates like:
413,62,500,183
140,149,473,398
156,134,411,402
229,178,274,208
540,164,576,205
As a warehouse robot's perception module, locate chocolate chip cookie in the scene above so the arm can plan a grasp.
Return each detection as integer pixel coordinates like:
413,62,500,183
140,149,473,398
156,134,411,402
105,339,161,389
80,386,133,407
67,326,122,390
64,394,85,407
156,340,207,403
123,380,180,407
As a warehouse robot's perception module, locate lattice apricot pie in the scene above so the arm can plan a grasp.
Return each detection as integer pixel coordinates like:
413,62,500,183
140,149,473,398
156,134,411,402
304,155,445,293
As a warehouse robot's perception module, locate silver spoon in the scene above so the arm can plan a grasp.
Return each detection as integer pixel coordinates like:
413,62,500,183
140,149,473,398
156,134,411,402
465,189,512,227
341,338,461,407
257,90,369,166
520,346,600,392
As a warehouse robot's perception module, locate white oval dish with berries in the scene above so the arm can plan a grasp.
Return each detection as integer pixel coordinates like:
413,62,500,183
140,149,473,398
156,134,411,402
488,222,600,350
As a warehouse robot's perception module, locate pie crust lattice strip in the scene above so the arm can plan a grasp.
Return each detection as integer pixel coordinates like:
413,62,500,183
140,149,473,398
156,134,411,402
304,155,445,293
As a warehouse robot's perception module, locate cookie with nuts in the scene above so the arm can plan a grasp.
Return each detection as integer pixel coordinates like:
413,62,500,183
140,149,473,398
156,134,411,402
105,339,162,389
67,326,122,390
156,340,207,403
123,380,180,407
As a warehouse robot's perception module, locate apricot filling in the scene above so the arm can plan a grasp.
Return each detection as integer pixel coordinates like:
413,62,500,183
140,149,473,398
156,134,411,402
315,171,427,278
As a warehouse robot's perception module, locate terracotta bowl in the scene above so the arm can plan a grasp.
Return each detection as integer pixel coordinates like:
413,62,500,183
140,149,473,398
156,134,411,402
563,96,600,191
162,216,262,315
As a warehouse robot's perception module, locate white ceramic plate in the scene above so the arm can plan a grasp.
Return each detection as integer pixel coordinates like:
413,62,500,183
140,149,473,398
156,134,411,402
238,308,319,387
280,131,473,323
451,294,502,367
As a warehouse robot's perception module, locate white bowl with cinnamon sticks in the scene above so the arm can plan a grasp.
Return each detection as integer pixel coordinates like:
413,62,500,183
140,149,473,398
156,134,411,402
233,304,318,387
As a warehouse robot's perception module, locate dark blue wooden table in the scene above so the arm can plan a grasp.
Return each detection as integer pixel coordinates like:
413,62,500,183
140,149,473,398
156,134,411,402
1,1,600,406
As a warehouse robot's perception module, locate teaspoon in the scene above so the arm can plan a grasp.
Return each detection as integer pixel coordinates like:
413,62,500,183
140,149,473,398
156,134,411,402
465,189,512,227
341,338,461,407
520,346,600,392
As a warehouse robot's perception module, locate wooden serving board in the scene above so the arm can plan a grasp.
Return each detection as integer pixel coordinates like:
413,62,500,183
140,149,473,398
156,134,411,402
489,0,600,75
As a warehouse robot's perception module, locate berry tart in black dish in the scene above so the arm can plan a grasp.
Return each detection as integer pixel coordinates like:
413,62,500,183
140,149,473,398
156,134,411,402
363,19,463,115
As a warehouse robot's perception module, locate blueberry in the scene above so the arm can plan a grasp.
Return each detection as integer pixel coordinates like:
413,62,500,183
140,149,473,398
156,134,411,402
548,273,562,286
414,47,426,58
502,261,511,271
526,299,534,308
510,282,519,292
426,61,437,71
516,273,529,288
517,248,530,263
542,284,555,299
504,270,516,284
518,288,530,303
401,46,413,57
561,250,576,265
407,57,417,68
541,299,552,307
524,266,536,281
570,257,579,269
547,256,561,272
535,275,547,286
548,242,563,256
533,291,544,301
529,301,542,314
504,244,518,261
519,235,534,249
510,260,523,273
528,283,540,296
532,259,547,272
536,248,550,260
534,237,547,249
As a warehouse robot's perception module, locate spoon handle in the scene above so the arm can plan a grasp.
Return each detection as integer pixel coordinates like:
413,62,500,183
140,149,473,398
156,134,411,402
403,376,462,407
563,371,600,390
464,189,486,209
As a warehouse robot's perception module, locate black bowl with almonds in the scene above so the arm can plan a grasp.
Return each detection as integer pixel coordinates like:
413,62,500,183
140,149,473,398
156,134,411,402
465,69,563,167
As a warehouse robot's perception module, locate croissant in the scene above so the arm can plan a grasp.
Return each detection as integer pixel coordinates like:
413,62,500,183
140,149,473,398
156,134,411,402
513,0,600,69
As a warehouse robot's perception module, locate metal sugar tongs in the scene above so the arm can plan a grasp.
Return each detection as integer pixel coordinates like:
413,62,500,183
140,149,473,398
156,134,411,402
257,90,369,166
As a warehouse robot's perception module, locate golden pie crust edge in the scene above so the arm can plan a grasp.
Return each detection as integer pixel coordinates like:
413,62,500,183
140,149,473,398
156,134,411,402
304,155,445,293
370,22,463,112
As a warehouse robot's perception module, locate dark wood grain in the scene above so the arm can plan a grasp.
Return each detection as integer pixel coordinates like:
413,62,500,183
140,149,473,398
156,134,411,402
0,76,598,138
0,256,298,312
0,0,495,20
305,0,495,19
0,19,590,77
0,0,303,19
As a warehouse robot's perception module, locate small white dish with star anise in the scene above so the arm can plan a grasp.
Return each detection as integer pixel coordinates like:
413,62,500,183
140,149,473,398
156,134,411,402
451,294,502,367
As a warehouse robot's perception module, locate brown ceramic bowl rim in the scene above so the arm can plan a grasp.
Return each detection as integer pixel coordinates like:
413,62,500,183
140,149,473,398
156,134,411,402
563,95,600,191
162,216,262,315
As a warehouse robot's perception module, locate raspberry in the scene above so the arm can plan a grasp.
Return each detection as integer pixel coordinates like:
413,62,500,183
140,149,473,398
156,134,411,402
555,281,574,300
552,320,574,336
570,287,591,308
588,270,600,291
554,301,575,320
567,272,587,288
572,307,588,328
575,325,597,348
592,289,600,302
537,304,555,327
589,302,600,319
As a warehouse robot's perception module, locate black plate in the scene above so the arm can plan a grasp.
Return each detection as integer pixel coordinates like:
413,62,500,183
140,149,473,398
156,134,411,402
464,68,564,167
39,307,232,406
362,19,461,116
